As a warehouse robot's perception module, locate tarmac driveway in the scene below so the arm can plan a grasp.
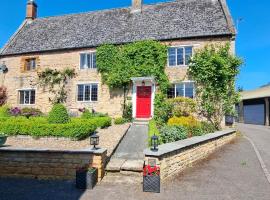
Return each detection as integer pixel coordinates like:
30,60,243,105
0,124,270,200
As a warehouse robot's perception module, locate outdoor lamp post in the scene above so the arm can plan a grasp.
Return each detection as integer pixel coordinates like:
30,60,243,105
151,134,159,152
90,134,99,150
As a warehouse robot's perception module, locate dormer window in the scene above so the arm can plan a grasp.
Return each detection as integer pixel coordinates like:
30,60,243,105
25,58,36,71
80,52,97,69
168,46,193,67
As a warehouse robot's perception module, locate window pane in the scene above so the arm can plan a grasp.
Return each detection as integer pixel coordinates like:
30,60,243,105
30,90,36,104
87,54,91,69
92,53,97,68
185,47,193,65
19,91,24,104
91,84,98,101
24,91,30,104
168,48,176,66
167,86,175,98
177,48,184,65
84,85,91,101
80,54,86,69
176,83,184,97
185,82,194,98
77,85,84,101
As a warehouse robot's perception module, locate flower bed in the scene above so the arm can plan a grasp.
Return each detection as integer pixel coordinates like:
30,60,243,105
0,116,111,140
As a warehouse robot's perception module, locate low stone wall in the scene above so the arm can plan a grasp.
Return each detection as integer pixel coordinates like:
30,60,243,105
144,129,236,180
0,148,107,181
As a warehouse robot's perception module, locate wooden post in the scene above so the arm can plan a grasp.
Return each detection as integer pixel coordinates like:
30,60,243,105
265,98,269,126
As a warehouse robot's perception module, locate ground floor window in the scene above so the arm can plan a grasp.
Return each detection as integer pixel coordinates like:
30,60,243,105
77,84,98,102
167,82,195,98
19,90,36,105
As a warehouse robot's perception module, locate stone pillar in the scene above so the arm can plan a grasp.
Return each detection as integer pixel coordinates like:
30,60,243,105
265,98,269,126
239,101,244,123
92,150,107,182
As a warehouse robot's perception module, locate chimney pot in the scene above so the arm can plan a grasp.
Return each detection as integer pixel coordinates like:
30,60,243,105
131,0,143,13
26,0,38,20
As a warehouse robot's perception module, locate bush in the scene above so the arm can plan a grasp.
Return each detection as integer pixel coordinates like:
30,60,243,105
201,121,216,134
72,117,112,129
9,107,21,116
21,108,43,118
167,116,200,127
148,119,160,146
0,105,10,117
114,117,127,125
123,103,132,121
160,125,188,143
48,104,70,124
154,93,173,125
80,108,108,119
81,109,93,119
168,97,196,117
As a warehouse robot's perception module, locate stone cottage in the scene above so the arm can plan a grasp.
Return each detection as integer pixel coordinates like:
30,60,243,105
0,0,236,118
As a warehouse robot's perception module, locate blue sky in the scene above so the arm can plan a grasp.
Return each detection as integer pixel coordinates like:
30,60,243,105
0,0,269,90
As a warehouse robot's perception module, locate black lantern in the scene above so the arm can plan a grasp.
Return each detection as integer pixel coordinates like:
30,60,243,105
142,80,146,86
90,134,99,150
151,134,159,152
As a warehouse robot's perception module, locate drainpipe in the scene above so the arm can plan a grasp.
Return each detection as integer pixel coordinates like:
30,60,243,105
265,98,269,126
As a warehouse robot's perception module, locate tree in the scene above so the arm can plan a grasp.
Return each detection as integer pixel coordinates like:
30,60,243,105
188,43,243,130
37,68,76,104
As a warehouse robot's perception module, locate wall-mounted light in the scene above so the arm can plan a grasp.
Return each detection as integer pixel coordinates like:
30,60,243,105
0,62,8,73
142,80,145,86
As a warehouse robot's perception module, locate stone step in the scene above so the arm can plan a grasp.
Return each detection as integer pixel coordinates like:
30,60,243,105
132,120,150,125
106,159,144,172
102,174,142,185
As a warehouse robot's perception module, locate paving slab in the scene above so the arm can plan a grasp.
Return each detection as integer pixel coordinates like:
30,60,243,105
106,159,126,172
121,160,144,172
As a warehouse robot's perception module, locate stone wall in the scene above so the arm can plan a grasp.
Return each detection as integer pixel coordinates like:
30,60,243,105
144,129,236,180
0,148,107,181
0,36,234,116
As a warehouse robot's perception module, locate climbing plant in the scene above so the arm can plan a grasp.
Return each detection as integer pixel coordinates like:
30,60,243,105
188,43,243,130
37,68,77,104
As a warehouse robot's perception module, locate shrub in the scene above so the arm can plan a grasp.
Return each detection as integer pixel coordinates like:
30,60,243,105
48,104,70,124
167,116,200,127
0,86,7,106
148,119,160,146
21,108,43,118
154,93,173,125
168,97,196,117
80,108,108,119
72,117,112,129
160,125,188,143
81,109,93,119
0,105,10,117
9,107,21,116
123,103,132,121
201,121,216,134
114,117,127,125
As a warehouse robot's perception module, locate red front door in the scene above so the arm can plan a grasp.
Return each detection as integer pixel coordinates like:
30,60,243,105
136,86,152,118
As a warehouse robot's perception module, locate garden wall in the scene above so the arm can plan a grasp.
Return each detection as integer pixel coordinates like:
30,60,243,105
144,129,236,180
0,148,107,181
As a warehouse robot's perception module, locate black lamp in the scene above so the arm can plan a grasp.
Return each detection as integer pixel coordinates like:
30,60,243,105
90,134,99,150
151,134,159,152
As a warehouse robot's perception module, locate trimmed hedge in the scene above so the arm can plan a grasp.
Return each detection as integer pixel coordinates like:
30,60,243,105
114,117,127,125
0,116,112,140
48,104,70,124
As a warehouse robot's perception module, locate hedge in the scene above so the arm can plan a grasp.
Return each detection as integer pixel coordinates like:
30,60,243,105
0,116,112,140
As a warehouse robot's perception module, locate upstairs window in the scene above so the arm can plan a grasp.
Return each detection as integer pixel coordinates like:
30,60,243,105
80,52,96,69
167,82,195,99
77,84,98,102
19,90,36,105
25,58,36,71
168,46,193,67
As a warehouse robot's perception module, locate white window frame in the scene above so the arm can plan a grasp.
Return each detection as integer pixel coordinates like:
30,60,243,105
171,81,195,98
168,45,193,67
25,58,36,71
18,89,36,105
77,83,98,102
80,51,97,70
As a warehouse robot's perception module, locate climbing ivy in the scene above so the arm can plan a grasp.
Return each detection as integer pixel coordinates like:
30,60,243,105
37,68,77,104
96,40,169,93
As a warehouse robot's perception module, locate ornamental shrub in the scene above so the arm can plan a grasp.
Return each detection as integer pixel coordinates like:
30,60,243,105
81,109,93,119
21,107,43,118
0,105,10,118
122,103,132,121
201,121,216,134
48,104,70,124
167,116,200,127
168,97,196,117
160,125,188,143
154,93,173,125
114,117,127,125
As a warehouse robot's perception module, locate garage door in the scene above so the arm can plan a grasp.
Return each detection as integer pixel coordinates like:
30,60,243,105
243,102,265,125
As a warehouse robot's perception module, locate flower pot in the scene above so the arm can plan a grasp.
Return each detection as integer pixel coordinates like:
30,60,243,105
0,135,7,146
225,115,234,126
143,175,160,193
76,168,98,190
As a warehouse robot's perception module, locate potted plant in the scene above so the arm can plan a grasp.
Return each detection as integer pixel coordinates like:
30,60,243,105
143,164,161,193
76,165,98,190
0,133,8,146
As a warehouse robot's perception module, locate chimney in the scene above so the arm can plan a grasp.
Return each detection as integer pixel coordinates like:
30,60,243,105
131,0,143,13
26,0,38,20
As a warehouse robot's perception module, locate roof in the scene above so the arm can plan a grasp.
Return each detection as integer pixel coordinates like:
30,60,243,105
240,86,270,100
0,0,235,56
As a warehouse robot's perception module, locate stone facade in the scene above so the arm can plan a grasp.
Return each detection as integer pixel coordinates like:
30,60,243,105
0,36,234,116
0,148,107,181
144,130,236,180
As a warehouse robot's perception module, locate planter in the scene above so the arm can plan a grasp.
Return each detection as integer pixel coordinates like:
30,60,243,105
0,135,7,146
76,168,97,190
143,175,160,193
225,115,234,126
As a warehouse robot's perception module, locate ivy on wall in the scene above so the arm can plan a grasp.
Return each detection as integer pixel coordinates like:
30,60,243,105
96,40,169,93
